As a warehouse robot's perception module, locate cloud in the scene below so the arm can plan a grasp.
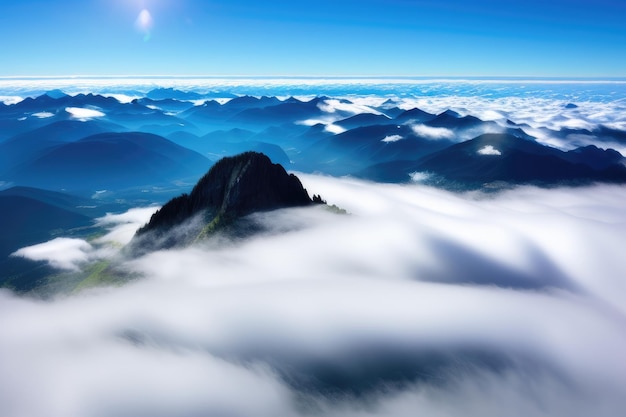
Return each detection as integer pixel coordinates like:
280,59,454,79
318,99,381,116
0,95,23,105
2,178,626,416
324,123,346,134
95,207,160,246
10,207,158,272
411,124,454,140
408,171,430,182
11,238,93,271
382,134,403,143
296,118,347,134
65,107,105,120
32,111,54,119
477,145,502,155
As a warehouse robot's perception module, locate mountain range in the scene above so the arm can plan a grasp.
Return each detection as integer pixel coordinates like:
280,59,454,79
2,91,625,193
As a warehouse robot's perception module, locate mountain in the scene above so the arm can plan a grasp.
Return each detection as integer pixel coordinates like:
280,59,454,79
146,88,204,101
358,133,626,188
132,152,318,251
228,97,326,128
297,124,454,175
5,132,211,192
563,145,625,170
394,108,436,124
133,97,196,113
0,119,125,173
425,110,485,130
336,113,393,129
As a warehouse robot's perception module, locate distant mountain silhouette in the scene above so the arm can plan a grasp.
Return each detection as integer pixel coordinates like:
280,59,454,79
3,92,626,193
336,113,393,129
134,97,196,113
165,128,290,165
298,124,454,175
425,110,485,130
146,88,203,101
394,108,436,124
358,133,626,188
132,152,318,251
0,120,125,174
563,145,624,170
6,132,211,192
146,87,236,101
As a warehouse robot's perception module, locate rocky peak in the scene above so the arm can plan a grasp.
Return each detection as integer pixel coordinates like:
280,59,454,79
133,152,318,249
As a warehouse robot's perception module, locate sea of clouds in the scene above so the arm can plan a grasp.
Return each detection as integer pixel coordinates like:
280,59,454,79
2,78,626,415
3,175,626,417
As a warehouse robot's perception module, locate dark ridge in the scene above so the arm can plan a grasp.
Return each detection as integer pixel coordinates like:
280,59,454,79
133,152,317,249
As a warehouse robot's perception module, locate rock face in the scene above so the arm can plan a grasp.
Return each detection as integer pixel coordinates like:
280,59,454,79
133,152,316,250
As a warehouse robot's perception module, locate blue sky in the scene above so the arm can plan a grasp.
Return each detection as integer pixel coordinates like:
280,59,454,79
1,0,625,77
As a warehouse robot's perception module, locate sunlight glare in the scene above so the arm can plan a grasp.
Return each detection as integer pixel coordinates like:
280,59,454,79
135,9,153,41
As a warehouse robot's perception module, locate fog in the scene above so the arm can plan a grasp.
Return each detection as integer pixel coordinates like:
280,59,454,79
2,177,626,417
11,207,160,271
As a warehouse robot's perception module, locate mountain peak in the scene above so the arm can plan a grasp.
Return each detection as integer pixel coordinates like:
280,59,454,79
134,152,317,249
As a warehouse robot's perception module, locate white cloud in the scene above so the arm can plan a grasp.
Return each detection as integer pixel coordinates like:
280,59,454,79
32,111,54,119
382,134,403,143
297,117,346,134
297,118,326,127
10,207,157,272
477,145,502,155
317,99,382,116
0,95,24,105
408,171,430,182
103,93,137,104
2,179,626,417
95,207,159,246
412,124,454,140
11,238,93,271
324,123,346,134
65,107,105,119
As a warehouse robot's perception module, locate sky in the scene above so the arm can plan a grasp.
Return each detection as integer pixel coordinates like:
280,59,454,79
0,0,625,77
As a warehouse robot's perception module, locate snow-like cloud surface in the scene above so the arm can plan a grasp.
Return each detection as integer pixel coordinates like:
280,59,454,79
412,124,454,140
382,134,403,143
324,123,347,134
10,207,158,272
65,107,105,119
318,98,381,115
11,238,92,271
32,111,54,119
477,145,502,155
95,207,160,246
2,178,626,417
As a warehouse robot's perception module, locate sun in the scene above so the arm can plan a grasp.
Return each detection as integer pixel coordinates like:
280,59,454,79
135,8,154,41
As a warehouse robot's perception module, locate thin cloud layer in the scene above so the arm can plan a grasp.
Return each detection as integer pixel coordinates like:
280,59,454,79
411,124,454,140
65,106,105,120
10,208,158,271
2,177,626,417
95,207,160,246
11,238,93,271
477,145,502,155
